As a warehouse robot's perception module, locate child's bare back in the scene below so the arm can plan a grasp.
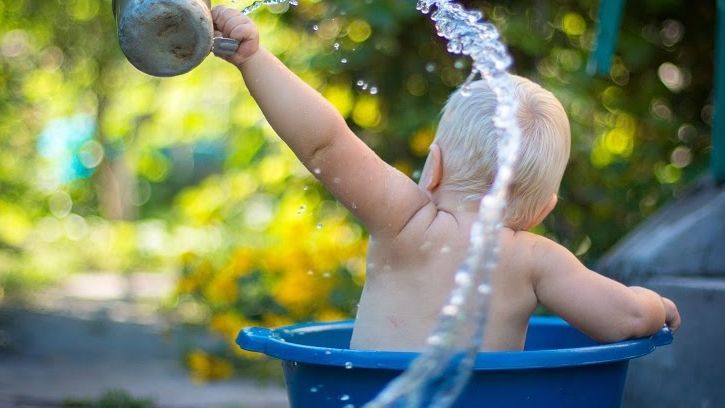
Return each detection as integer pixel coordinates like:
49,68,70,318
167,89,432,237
211,6,681,352
352,208,540,351
354,215,674,351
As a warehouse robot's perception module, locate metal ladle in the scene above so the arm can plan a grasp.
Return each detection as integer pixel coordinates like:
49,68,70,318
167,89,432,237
113,0,239,77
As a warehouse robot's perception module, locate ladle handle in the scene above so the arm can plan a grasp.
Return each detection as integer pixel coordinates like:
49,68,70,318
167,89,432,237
212,37,241,58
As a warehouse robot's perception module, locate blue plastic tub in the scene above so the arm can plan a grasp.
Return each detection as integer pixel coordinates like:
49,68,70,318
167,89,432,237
237,317,672,407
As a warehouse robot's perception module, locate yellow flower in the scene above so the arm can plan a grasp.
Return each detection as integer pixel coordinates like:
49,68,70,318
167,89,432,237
203,272,239,306
274,267,334,316
186,349,234,383
316,308,349,322
262,313,294,328
210,312,244,340
409,127,435,157
177,276,198,295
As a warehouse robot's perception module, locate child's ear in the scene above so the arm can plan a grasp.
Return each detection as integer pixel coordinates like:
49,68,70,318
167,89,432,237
527,194,558,229
422,144,443,193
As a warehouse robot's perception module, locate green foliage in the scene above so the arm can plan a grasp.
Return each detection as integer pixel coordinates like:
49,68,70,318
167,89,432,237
284,0,715,264
63,389,155,408
0,0,717,376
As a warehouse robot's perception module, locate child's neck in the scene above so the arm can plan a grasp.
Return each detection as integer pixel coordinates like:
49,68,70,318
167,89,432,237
430,188,481,215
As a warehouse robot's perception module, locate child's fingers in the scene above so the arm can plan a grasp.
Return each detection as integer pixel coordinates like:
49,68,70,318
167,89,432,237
220,15,251,38
210,5,258,65
211,6,236,33
211,5,227,29
212,7,252,37
663,297,681,332
229,22,257,43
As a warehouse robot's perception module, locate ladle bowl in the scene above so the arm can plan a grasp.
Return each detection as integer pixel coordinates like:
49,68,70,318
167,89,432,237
113,0,216,77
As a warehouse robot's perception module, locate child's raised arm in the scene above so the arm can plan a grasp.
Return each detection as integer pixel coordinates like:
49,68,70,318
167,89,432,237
211,7,429,238
529,235,681,343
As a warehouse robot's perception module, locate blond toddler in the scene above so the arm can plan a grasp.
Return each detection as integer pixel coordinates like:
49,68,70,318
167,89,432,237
211,7,680,351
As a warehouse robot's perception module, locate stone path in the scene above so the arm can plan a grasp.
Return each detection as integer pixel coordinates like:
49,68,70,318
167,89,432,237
0,273,288,408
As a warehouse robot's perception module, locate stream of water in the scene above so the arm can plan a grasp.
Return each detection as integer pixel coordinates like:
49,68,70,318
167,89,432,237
363,2,521,406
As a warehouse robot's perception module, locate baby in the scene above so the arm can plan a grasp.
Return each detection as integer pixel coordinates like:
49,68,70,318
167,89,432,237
211,7,681,351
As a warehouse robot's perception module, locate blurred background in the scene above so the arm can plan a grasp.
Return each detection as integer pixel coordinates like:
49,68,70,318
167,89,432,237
0,0,716,406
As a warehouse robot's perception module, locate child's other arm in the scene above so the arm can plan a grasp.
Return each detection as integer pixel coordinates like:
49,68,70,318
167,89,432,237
530,236,681,343
212,7,429,237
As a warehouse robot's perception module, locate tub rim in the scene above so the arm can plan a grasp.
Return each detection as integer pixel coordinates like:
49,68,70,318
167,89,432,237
236,316,673,371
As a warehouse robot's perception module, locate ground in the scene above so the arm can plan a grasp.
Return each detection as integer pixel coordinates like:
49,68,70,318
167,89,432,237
0,273,288,408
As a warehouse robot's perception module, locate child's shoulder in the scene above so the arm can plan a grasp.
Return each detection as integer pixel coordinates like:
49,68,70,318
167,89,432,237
502,229,586,288
370,204,465,257
503,229,571,271
508,229,564,251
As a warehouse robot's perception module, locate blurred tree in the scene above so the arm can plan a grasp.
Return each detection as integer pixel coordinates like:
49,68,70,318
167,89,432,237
277,0,715,264
0,0,716,376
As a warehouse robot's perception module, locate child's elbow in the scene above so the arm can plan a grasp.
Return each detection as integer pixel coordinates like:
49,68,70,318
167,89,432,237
619,306,666,340
614,286,667,340
591,309,665,344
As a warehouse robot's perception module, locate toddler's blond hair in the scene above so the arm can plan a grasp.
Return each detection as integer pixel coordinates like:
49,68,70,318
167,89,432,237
433,75,571,230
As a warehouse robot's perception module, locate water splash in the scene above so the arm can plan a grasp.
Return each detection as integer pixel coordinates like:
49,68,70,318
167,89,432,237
241,0,298,15
364,1,521,407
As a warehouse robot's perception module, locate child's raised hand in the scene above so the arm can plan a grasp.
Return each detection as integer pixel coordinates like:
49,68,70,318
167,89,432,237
211,6,260,66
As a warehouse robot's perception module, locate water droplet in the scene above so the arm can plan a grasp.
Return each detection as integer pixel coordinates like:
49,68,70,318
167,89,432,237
427,335,444,346
340,394,350,401
333,42,340,50
356,79,365,87
310,387,318,393
425,62,436,73
478,284,492,295
369,86,378,95
454,272,471,286
312,24,319,31
325,350,332,355
416,0,431,14
316,223,323,229
340,58,348,64
344,362,353,369
442,305,458,316
454,59,466,69
313,168,321,175
303,185,309,191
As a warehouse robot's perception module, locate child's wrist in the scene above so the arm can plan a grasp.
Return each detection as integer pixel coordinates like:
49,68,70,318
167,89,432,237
236,47,262,71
